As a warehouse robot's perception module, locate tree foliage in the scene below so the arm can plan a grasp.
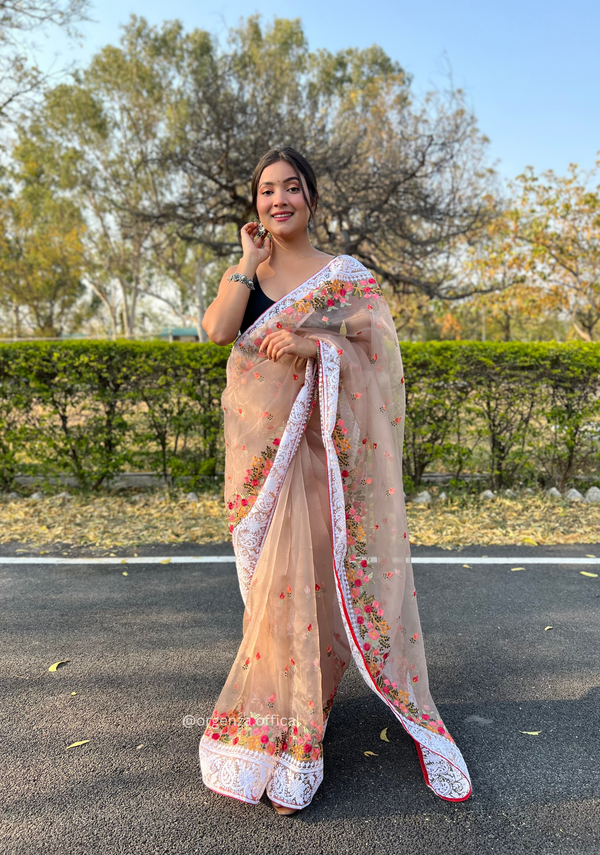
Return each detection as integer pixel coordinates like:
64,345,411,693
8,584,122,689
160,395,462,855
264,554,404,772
0,0,90,121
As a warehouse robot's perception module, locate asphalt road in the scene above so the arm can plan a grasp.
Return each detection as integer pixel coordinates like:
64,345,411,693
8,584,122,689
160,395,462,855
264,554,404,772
2,541,599,855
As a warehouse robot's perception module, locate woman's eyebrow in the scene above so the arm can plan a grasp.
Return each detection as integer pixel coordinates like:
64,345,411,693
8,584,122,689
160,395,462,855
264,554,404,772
259,177,300,188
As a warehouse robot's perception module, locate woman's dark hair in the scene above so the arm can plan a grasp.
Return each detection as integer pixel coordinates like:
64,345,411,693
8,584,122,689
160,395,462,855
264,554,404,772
251,147,319,225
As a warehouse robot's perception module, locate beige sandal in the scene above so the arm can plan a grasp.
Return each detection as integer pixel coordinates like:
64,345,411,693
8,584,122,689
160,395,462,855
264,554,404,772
269,799,298,815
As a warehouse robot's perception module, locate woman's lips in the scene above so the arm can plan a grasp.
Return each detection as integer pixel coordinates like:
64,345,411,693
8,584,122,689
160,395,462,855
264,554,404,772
272,213,293,221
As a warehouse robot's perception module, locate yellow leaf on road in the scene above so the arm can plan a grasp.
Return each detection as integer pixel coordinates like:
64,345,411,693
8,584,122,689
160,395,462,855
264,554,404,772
121,559,127,564
519,731,541,735
511,567,526,572
66,740,89,749
48,660,70,672
544,626,553,631
521,537,538,545
580,571,598,578
380,727,390,742
462,564,471,568
364,751,378,756
160,558,171,564
585,554,596,558
122,571,128,576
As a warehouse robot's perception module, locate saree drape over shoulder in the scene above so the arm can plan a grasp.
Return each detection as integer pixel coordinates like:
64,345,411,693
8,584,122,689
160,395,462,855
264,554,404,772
199,255,472,808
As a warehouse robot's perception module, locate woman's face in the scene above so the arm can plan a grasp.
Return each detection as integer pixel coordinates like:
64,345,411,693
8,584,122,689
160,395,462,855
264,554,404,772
255,160,313,238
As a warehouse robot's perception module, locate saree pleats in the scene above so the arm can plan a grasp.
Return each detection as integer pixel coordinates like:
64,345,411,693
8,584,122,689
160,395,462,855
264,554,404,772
200,254,472,807
199,405,352,808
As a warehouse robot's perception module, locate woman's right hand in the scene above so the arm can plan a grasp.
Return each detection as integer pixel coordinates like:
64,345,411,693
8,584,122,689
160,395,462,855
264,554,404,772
240,221,272,266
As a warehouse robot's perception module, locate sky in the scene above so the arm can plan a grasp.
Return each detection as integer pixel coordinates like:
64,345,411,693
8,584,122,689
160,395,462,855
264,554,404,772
33,0,600,185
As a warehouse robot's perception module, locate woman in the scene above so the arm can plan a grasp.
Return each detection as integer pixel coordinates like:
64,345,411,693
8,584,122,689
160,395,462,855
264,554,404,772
199,147,472,815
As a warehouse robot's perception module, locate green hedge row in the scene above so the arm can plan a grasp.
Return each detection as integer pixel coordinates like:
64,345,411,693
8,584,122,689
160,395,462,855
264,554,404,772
0,341,229,491
402,341,600,493
0,340,598,493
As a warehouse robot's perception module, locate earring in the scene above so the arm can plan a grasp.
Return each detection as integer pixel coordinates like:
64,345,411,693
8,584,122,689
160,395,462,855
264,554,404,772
257,223,268,239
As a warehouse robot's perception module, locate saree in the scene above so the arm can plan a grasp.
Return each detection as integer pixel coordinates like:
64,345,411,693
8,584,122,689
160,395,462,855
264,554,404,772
199,254,472,808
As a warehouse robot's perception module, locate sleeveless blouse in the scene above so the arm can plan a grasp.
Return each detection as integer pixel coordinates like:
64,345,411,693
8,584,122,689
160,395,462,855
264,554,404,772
239,274,275,335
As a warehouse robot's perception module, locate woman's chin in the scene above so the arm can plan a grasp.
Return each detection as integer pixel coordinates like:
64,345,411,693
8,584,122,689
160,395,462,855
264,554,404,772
267,219,307,238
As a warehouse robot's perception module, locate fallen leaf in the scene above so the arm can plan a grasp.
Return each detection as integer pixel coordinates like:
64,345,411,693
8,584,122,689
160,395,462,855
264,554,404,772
160,558,171,564
121,559,127,564
136,744,144,749
3,491,600,552
519,731,541,735
511,567,526,572
544,626,553,631
580,571,598,578
122,571,128,576
71,692,77,695
380,727,390,742
521,537,538,545
66,740,89,749
585,554,596,558
462,564,471,568
48,659,70,672
364,750,378,756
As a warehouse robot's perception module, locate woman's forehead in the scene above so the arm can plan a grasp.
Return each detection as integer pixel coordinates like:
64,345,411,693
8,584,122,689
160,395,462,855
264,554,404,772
259,161,302,186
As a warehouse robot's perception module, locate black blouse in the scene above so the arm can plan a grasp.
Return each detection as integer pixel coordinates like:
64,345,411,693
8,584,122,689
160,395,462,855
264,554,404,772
239,274,275,335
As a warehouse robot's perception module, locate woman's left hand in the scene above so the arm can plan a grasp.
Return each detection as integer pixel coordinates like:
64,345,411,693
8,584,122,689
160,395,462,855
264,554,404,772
258,330,318,362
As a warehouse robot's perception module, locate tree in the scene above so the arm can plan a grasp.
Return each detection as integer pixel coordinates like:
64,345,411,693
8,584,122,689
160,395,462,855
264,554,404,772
461,159,600,343
10,14,501,336
12,16,181,335
0,0,90,123
133,14,499,305
509,160,600,342
0,186,87,336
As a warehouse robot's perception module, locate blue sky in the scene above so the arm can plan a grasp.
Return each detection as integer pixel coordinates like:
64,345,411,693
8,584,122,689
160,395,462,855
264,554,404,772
34,0,600,185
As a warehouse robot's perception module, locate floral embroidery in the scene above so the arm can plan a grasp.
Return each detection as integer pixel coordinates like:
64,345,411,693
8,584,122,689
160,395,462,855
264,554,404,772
292,277,382,316
204,690,337,765
332,416,351,467
227,444,278,531
334,427,453,741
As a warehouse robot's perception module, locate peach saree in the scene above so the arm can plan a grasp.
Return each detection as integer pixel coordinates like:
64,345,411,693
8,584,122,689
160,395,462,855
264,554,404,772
199,255,472,808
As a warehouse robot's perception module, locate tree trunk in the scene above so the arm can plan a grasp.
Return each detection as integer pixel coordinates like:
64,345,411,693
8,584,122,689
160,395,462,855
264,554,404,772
195,256,209,343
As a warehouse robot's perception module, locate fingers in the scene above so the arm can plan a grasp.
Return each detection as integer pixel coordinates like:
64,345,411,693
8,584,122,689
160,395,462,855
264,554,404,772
266,333,287,360
258,330,292,361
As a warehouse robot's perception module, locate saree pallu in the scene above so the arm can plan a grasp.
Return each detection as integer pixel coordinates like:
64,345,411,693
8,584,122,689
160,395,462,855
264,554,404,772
199,254,472,808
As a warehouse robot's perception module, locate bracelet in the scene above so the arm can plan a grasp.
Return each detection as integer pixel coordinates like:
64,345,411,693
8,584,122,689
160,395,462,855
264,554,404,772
314,340,321,365
227,272,255,290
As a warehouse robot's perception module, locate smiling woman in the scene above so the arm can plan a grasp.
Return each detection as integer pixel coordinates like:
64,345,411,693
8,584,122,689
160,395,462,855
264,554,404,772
198,146,473,815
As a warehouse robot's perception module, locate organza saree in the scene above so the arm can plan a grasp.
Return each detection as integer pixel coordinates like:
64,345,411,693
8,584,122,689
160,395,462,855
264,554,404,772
199,255,472,808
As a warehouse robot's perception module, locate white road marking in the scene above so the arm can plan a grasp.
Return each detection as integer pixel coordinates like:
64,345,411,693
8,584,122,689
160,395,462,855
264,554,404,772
0,555,598,565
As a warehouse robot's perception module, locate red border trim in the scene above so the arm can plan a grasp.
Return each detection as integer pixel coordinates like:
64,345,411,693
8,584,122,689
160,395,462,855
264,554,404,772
318,344,472,803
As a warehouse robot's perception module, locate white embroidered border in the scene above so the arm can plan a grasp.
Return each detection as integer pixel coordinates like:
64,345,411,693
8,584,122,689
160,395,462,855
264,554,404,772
199,736,323,809
237,255,368,343
318,340,473,802
232,359,318,604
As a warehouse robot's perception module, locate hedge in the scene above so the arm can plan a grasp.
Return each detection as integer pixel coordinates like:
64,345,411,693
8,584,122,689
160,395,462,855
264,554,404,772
0,340,598,493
